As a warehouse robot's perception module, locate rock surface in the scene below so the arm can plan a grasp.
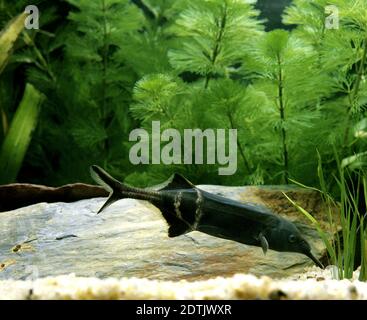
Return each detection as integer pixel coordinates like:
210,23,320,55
0,185,334,282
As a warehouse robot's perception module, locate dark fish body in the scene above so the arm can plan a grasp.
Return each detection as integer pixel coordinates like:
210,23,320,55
90,165,324,268
160,188,274,245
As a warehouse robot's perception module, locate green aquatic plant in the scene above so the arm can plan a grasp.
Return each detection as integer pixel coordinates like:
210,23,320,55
125,0,265,186
115,0,177,76
0,13,46,184
241,29,334,184
340,117,367,280
285,152,367,281
283,0,367,163
0,1,67,183
21,0,187,184
0,0,365,190
22,0,148,184
0,83,44,184
0,13,28,74
0,12,28,140
167,0,263,87
128,0,361,187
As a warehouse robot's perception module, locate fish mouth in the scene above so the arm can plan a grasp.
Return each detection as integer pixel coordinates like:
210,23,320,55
306,251,324,269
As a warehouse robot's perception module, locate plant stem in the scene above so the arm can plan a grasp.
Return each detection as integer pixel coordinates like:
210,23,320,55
204,2,227,89
343,37,367,150
204,2,251,175
316,14,326,67
23,32,56,82
227,111,251,174
276,53,289,184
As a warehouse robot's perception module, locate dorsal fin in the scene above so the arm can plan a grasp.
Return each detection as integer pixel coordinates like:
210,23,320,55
158,173,195,191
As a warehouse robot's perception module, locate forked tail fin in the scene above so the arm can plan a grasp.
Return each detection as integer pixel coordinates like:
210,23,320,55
90,165,126,214
91,166,194,237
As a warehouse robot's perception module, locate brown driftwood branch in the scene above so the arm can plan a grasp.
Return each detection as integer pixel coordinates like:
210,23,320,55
0,183,108,212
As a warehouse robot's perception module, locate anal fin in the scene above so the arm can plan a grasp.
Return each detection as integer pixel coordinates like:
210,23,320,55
159,207,192,238
168,222,191,237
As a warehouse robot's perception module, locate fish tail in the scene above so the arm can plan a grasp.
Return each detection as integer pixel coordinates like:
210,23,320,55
90,165,135,214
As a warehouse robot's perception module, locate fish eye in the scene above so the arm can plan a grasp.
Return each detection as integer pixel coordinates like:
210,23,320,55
288,234,297,243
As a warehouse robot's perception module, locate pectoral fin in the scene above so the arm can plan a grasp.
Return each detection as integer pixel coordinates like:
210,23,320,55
259,233,269,255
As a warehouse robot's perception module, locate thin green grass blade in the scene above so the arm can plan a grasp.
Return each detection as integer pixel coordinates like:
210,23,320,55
362,179,367,281
288,178,324,193
360,216,367,281
0,83,44,184
345,211,358,278
282,192,336,263
291,152,341,267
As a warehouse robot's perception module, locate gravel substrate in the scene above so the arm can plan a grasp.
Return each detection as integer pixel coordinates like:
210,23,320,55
1,267,367,300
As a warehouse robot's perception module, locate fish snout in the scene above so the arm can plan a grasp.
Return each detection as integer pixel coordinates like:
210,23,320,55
305,251,325,269
298,238,324,269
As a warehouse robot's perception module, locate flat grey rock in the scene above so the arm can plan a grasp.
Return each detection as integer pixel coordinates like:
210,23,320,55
0,185,333,281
